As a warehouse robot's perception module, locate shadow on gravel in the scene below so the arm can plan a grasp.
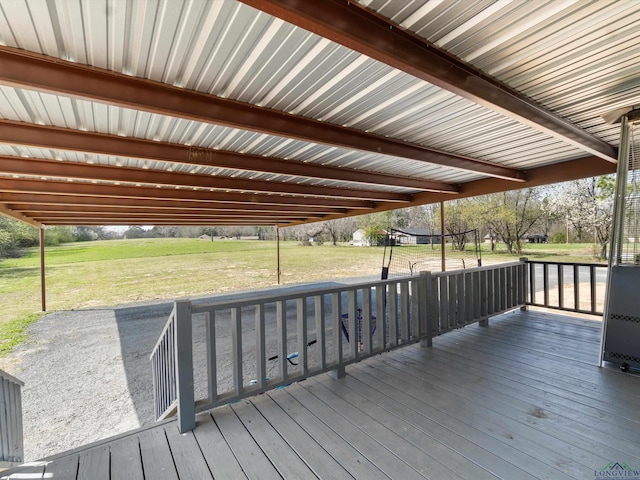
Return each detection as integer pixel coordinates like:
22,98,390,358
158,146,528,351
114,302,174,425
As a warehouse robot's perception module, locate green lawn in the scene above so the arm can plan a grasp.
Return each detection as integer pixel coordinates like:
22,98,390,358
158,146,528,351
0,237,602,357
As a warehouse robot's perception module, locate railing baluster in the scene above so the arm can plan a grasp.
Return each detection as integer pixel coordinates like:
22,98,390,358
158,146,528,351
480,269,488,322
437,276,447,331
462,272,471,325
447,275,456,327
573,263,580,310
410,279,420,340
331,292,344,378
590,265,597,314
389,283,398,347
362,288,373,354
529,262,536,305
231,307,243,396
400,282,410,342
375,285,386,350
347,290,358,359
297,298,308,375
255,305,266,390
489,269,496,315
558,264,564,309
276,301,287,383
206,311,217,403
315,295,326,369
494,268,501,313
543,263,549,307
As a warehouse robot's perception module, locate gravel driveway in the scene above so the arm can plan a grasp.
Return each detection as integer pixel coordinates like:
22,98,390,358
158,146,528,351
4,278,375,461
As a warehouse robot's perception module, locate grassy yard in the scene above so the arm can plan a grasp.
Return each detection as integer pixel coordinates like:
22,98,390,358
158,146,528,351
0,237,602,358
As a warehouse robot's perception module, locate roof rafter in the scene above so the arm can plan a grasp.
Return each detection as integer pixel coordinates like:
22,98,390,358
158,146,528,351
0,46,524,181
41,220,284,226
0,121,457,194
0,177,376,209
0,202,41,227
10,205,321,219
240,0,617,163
0,193,344,214
0,156,410,202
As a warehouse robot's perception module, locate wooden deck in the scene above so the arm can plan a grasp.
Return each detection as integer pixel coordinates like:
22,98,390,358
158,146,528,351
3,309,640,479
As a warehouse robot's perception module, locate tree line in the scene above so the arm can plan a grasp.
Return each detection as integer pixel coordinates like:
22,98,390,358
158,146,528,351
0,175,615,260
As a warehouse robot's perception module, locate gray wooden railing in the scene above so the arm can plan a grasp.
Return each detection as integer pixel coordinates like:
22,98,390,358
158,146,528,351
524,260,607,315
151,261,526,432
0,369,24,464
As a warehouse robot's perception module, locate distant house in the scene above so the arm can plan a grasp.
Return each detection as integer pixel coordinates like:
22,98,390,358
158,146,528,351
391,228,441,245
524,233,548,244
351,229,371,246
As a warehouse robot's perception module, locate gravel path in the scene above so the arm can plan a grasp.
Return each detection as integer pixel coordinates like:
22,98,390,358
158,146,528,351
3,277,376,461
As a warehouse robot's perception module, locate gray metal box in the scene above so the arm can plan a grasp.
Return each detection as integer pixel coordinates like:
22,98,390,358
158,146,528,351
603,266,640,369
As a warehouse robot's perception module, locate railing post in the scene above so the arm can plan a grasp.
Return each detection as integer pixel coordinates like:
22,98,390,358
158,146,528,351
174,300,195,433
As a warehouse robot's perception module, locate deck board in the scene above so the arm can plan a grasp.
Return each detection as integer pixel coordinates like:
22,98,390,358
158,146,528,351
240,393,345,479
77,446,109,480
3,309,640,480
164,424,213,480
109,435,143,480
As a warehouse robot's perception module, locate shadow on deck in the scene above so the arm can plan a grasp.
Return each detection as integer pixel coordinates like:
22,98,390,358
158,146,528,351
4,309,640,479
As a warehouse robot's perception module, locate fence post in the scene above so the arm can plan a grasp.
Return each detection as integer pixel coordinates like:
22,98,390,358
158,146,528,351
174,300,195,433
330,292,345,379
519,258,529,311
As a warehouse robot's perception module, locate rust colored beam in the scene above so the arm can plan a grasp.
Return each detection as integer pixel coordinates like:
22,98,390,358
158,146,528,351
0,120,458,193
0,156,409,202
36,218,295,226
39,226,46,312
17,206,318,219
0,47,523,180
0,193,345,214
0,177,375,209
240,0,617,163
0,120,457,193
32,213,306,222
0,202,41,227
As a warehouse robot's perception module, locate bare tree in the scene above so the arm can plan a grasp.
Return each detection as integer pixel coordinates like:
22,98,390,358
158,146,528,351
475,188,545,254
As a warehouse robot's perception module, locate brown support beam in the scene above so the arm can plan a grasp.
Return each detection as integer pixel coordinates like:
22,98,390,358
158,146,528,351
276,226,281,285
440,201,445,272
0,47,523,180
39,226,46,312
0,202,41,227
4,197,343,215
0,178,375,209
241,0,617,163
0,156,410,203
0,120,457,193
14,209,318,221
41,220,291,226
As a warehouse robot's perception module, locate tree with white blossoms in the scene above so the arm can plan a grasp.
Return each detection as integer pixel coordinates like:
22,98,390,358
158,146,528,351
545,176,615,259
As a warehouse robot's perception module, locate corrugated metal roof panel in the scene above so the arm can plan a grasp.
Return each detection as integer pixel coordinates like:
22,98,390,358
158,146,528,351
0,1,588,175
367,0,640,153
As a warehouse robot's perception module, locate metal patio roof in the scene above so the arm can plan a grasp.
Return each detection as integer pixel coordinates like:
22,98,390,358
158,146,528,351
0,0,637,228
